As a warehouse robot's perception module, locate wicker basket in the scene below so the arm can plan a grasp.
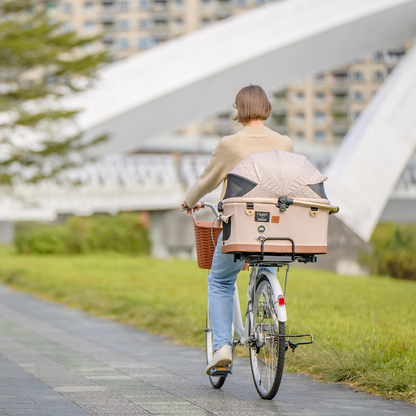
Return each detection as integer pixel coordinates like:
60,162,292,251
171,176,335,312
193,216,248,271
193,216,222,269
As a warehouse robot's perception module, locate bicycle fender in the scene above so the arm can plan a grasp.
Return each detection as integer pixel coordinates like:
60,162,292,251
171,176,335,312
258,270,287,322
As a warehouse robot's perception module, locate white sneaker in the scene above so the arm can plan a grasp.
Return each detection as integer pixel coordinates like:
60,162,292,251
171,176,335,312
206,345,232,375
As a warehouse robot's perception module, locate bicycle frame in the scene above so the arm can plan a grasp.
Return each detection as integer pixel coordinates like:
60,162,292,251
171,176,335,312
197,201,314,397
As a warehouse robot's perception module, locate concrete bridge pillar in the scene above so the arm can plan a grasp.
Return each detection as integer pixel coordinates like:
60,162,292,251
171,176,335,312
149,208,215,259
0,222,15,244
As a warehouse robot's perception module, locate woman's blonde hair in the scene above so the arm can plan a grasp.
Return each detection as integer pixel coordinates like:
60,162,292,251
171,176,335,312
232,85,272,124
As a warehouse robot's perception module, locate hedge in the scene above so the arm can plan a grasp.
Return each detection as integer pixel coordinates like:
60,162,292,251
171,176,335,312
15,213,150,255
361,222,416,281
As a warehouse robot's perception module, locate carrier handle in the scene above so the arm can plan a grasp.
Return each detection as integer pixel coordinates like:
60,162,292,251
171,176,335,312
292,199,339,213
260,237,295,261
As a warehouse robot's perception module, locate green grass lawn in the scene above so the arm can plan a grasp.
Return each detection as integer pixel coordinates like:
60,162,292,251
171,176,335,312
0,245,415,403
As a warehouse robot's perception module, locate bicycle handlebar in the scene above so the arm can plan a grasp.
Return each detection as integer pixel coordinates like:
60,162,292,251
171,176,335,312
202,202,219,218
181,201,219,218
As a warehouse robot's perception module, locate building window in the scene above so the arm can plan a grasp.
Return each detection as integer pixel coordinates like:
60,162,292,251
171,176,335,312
201,0,211,8
294,113,305,124
352,91,364,102
139,0,149,8
372,51,384,62
47,2,57,10
294,132,305,140
62,2,72,13
174,0,183,8
174,18,183,27
138,37,155,49
61,20,73,32
235,0,247,6
255,0,266,5
139,19,149,28
84,1,94,10
118,20,129,30
314,112,325,123
117,38,129,49
84,21,94,32
201,17,210,25
315,73,325,84
103,38,114,47
119,0,129,10
373,71,385,83
314,131,325,141
294,92,304,103
103,1,114,8
314,92,325,103
350,71,364,83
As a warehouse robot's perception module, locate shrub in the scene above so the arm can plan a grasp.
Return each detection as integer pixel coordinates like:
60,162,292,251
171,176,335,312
15,213,150,255
362,222,416,281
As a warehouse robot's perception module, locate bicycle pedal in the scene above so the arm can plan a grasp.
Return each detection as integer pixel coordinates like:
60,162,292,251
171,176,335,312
210,366,230,377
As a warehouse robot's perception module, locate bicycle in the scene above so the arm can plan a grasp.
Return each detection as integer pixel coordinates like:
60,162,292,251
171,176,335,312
192,201,317,400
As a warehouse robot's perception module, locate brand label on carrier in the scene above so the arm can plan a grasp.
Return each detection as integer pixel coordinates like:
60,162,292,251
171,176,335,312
255,211,270,222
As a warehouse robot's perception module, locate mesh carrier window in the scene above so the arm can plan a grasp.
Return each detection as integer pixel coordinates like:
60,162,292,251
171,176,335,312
308,182,327,199
223,174,258,199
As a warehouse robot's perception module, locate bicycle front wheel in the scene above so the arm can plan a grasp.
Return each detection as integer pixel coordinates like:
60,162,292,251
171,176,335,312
250,274,285,400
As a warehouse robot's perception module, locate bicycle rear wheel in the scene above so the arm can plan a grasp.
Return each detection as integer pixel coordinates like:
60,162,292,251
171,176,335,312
206,304,226,389
250,274,285,400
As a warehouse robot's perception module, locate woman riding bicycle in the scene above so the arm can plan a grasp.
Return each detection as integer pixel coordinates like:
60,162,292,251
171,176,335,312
182,85,294,375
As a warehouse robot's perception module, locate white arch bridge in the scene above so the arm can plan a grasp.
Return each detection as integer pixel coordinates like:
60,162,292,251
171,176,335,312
1,153,415,220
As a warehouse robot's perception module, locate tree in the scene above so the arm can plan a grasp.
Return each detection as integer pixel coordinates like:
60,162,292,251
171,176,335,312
0,0,109,184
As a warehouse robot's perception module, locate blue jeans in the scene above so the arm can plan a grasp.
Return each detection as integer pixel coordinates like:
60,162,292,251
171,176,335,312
208,232,275,351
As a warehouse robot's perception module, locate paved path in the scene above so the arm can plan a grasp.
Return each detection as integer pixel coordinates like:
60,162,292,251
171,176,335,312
0,284,414,416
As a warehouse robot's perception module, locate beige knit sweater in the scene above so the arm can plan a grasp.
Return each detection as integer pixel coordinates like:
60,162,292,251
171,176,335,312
185,126,294,208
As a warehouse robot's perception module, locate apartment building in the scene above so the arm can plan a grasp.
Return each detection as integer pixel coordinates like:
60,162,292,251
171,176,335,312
197,47,409,144
47,0,410,146
47,0,271,59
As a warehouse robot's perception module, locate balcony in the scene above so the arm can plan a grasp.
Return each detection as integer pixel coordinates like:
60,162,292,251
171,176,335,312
101,19,115,32
331,99,349,113
152,19,168,32
272,113,286,124
330,71,349,92
152,0,168,11
331,118,350,135
101,0,116,12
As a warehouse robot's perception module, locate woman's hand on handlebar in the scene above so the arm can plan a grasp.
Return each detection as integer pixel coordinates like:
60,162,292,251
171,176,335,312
181,200,204,214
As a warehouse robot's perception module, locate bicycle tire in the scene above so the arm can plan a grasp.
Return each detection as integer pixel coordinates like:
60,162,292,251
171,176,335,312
206,305,226,389
249,274,285,400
